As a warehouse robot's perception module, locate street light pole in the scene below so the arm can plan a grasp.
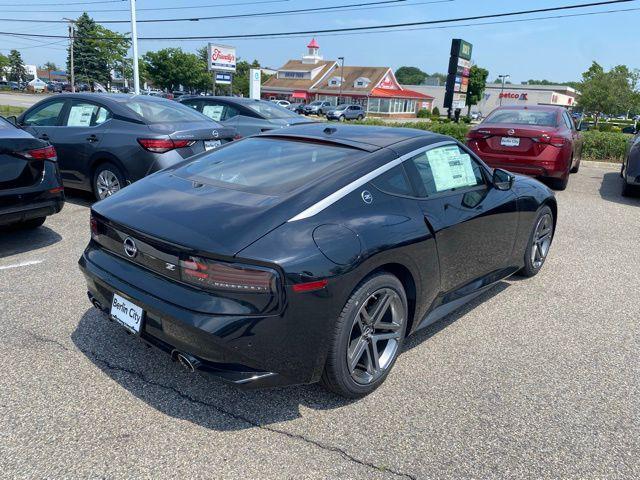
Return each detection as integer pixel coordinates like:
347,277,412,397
498,74,510,106
63,18,75,93
338,56,345,105
129,0,140,94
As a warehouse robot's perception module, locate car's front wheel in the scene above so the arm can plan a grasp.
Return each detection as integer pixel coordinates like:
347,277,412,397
321,273,408,398
93,163,125,201
519,206,554,278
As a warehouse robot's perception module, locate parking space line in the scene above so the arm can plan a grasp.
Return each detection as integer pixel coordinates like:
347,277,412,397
0,260,43,270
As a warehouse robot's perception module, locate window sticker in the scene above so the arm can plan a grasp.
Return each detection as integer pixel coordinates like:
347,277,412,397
427,146,477,192
202,105,224,121
67,105,96,126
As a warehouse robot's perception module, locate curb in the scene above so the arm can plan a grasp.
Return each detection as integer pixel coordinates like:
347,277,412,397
582,160,622,168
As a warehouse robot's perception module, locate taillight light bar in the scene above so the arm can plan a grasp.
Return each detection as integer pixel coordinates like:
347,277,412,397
179,256,276,294
22,145,57,160
533,135,566,147
138,138,196,153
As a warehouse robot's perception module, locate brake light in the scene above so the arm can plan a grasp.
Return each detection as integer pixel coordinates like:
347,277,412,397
179,256,276,293
90,214,99,238
466,131,491,140
533,135,566,147
23,145,57,160
137,138,195,153
233,133,242,140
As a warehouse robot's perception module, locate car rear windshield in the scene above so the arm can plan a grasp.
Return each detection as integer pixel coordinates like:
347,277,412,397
117,98,209,124
484,109,558,127
176,137,364,195
245,101,298,119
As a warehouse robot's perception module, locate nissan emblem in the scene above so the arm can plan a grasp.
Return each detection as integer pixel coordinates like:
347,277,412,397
123,237,138,258
212,130,219,138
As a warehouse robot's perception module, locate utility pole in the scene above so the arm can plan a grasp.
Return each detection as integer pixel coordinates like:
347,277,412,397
338,56,345,105
130,0,140,94
498,74,510,106
63,18,76,92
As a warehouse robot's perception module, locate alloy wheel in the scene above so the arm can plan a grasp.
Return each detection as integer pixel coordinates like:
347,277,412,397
346,288,405,385
531,213,553,269
96,170,121,200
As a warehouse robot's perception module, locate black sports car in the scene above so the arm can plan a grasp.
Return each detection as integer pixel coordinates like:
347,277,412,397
0,116,64,229
79,124,557,398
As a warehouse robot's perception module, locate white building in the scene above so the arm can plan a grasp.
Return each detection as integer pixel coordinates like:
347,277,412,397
404,83,579,115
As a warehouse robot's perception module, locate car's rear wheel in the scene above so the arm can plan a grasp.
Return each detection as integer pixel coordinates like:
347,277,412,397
357,114,364,120
338,115,345,122
93,163,125,201
519,206,554,278
321,273,408,398
570,156,580,173
547,174,569,191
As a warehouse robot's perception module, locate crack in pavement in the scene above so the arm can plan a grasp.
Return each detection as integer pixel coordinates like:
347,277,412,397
23,330,417,480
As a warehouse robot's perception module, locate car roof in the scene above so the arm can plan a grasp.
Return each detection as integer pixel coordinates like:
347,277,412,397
262,123,447,151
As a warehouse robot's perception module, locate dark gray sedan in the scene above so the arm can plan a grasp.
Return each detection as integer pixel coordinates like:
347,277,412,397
179,96,313,138
621,128,640,196
8,94,235,200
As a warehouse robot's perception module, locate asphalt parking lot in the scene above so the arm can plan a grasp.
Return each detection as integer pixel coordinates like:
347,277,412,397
1,161,638,479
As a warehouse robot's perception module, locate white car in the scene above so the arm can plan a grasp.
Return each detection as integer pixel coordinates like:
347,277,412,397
271,99,291,108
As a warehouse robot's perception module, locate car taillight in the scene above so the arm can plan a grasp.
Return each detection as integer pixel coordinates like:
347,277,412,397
466,131,491,140
533,135,566,147
90,213,99,238
179,256,276,294
233,133,242,140
23,145,57,160
137,138,195,153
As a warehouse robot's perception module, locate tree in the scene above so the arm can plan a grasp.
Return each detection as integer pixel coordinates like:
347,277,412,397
466,65,489,115
579,62,639,125
67,13,130,89
142,48,209,92
491,77,512,84
395,66,427,85
0,53,9,79
43,61,58,81
7,50,26,82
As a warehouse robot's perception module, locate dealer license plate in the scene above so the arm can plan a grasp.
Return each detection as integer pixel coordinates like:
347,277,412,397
110,293,144,334
204,140,222,151
500,137,520,147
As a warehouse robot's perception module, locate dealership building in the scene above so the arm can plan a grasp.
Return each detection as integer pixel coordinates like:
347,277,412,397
405,83,579,115
261,39,433,118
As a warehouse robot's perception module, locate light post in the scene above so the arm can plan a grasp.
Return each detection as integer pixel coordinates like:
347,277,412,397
63,18,75,92
338,56,345,105
130,0,140,94
498,74,510,106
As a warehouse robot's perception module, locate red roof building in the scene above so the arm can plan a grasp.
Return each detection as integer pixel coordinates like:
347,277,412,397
261,39,433,118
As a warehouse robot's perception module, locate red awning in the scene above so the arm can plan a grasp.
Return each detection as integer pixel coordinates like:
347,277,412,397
291,91,308,99
370,88,433,99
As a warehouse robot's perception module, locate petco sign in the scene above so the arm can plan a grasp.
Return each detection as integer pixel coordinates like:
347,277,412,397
499,92,528,100
207,44,237,73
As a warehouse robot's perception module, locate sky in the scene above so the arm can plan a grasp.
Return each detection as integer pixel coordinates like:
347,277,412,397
1,0,638,83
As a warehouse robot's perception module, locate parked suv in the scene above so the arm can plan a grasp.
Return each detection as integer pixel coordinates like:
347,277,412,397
0,116,64,228
326,104,365,121
303,101,332,116
10,94,235,200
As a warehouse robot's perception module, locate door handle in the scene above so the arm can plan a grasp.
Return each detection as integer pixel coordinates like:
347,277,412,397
86,135,98,143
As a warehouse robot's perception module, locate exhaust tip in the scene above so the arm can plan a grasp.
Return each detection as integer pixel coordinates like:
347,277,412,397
172,350,200,373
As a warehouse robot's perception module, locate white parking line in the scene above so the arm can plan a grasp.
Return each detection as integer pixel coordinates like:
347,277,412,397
0,260,43,270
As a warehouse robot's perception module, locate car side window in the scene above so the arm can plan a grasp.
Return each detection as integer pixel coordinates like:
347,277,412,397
222,105,240,121
563,112,575,131
23,101,65,126
201,102,226,121
66,102,111,127
372,165,414,197
408,144,485,196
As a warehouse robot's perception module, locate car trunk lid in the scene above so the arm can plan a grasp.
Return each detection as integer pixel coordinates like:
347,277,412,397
145,121,237,157
0,131,50,189
470,123,559,156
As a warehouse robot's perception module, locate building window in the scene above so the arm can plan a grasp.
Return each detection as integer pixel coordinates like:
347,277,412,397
366,98,416,114
280,71,306,79
353,77,371,88
328,76,343,87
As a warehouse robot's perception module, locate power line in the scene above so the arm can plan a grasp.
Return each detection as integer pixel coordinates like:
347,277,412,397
0,0,634,40
0,0,435,24
0,0,290,13
0,0,123,5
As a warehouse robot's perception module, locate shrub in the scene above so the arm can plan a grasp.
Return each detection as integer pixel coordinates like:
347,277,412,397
431,106,440,117
581,130,629,162
461,116,472,124
416,108,430,118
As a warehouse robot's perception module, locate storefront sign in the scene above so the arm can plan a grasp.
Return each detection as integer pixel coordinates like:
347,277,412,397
215,72,232,85
249,68,261,99
499,92,528,100
208,44,237,72
444,39,473,110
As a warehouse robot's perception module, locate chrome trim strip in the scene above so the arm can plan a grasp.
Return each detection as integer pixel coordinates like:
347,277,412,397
288,140,455,222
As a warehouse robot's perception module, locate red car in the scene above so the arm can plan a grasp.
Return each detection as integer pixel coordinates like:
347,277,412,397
466,105,582,190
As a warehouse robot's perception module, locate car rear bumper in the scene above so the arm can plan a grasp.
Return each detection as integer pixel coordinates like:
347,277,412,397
78,246,332,388
468,143,570,179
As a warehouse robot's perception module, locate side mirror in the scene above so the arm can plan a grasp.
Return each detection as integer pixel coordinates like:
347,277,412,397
5,115,17,126
493,168,515,191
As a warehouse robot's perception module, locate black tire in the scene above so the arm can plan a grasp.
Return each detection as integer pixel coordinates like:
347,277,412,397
547,175,569,191
357,114,364,121
570,157,580,174
93,163,126,201
321,273,408,398
622,181,637,197
519,206,554,278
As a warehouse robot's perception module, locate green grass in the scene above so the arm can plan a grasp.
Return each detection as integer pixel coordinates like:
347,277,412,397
0,105,26,117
